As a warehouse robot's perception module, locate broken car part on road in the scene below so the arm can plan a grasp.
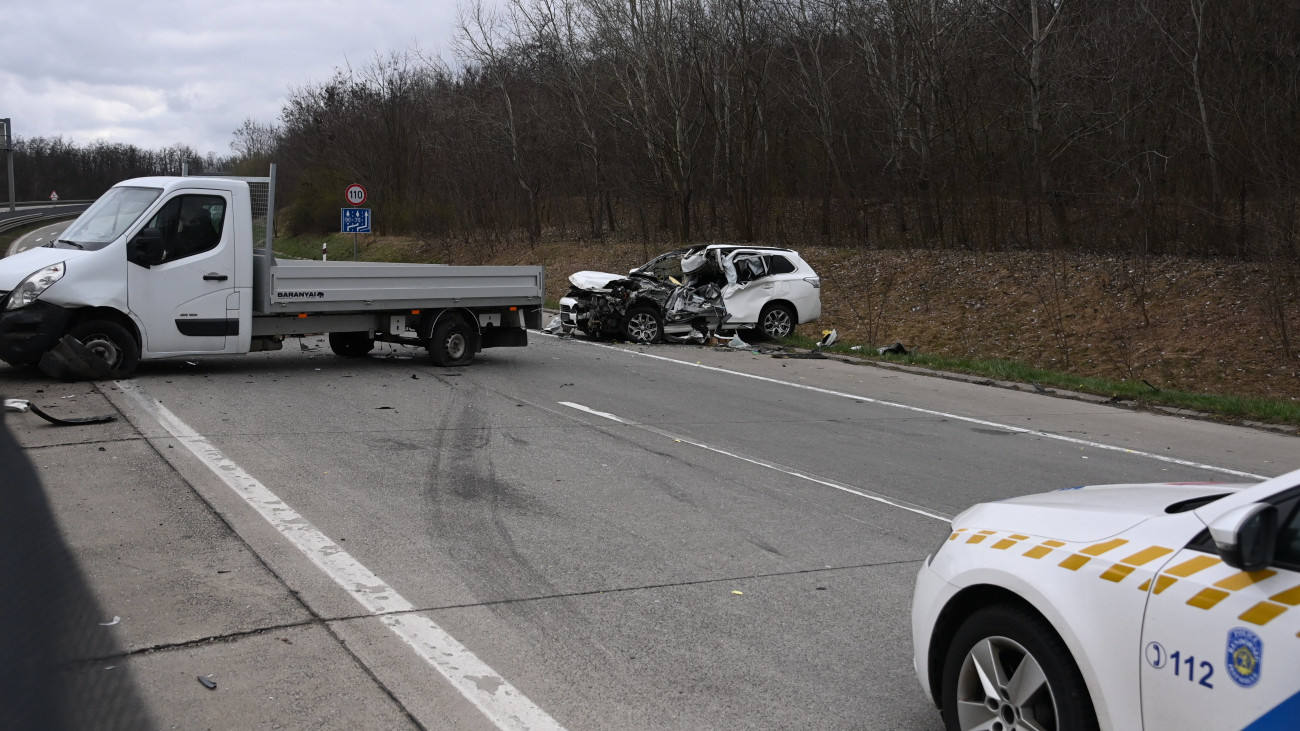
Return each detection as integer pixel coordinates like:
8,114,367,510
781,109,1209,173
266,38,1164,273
4,397,116,425
558,245,821,344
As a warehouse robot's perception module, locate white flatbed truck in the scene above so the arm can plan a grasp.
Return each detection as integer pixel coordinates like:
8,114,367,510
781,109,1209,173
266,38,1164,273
0,168,543,378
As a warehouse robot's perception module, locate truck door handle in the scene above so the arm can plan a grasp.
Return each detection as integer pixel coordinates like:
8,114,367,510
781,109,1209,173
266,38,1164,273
203,273,229,281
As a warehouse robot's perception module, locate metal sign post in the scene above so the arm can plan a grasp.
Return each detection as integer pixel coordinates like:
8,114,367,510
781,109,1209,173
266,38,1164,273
343,184,368,260
340,207,372,260
2,118,14,213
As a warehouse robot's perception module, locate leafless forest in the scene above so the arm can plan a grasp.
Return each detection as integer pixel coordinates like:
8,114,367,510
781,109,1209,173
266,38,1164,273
269,0,1298,262
12,0,1300,265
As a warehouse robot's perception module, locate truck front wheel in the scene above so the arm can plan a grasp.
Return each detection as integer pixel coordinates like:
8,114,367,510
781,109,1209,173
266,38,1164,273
68,320,140,379
329,331,374,358
429,316,475,367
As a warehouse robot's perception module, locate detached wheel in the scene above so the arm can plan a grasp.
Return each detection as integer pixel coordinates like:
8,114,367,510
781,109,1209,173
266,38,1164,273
68,320,140,379
941,604,1098,731
757,302,796,340
329,331,373,357
429,316,475,367
620,306,662,344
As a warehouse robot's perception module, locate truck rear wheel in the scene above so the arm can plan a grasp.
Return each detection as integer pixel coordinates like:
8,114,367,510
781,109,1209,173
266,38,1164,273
68,320,140,379
429,316,475,367
329,331,373,358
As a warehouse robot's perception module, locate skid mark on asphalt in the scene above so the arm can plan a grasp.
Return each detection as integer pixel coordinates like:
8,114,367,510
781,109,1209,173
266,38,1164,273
560,401,951,522
538,333,1270,481
116,381,564,731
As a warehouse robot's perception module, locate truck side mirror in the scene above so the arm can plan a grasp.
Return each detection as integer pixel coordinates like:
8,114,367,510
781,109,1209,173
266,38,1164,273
128,228,165,268
1209,503,1278,571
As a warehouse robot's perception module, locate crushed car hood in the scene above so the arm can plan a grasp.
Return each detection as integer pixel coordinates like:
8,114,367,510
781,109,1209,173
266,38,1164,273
568,271,626,291
952,482,1246,543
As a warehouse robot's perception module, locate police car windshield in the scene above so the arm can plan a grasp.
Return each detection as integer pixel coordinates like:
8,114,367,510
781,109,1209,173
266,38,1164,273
57,187,162,250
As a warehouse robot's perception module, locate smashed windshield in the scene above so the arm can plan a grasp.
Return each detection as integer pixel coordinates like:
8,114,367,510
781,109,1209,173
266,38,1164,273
56,187,162,251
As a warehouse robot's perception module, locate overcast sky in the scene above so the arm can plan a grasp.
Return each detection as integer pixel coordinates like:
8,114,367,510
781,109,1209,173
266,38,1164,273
1,0,465,156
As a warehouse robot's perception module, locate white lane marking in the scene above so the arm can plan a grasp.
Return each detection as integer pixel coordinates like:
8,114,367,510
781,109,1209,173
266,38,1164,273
116,381,564,731
538,334,1269,481
560,401,951,522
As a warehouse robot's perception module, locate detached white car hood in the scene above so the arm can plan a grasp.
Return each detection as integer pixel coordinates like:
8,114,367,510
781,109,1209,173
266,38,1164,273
0,247,90,291
953,482,1245,543
567,271,625,291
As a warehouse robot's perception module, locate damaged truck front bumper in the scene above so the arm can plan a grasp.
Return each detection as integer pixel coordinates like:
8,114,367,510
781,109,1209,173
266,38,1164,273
0,299,74,367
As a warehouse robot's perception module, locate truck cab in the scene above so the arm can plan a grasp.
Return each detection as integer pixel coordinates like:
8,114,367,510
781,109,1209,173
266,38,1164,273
0,177,254,376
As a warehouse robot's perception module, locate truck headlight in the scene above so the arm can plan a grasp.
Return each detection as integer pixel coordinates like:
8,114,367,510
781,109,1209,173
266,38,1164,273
5,262,66,310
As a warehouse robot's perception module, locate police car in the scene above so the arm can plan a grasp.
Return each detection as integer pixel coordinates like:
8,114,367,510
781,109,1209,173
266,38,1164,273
912,467,1300,730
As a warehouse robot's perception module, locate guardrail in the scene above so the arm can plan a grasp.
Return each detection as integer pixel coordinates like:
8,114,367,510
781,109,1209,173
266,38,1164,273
7,199,95,207
0,206,89,235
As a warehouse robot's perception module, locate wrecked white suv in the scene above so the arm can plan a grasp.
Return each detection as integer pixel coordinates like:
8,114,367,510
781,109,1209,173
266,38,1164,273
558,245,821,344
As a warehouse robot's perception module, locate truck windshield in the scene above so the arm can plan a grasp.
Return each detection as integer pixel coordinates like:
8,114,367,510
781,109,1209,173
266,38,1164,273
56,186,162,250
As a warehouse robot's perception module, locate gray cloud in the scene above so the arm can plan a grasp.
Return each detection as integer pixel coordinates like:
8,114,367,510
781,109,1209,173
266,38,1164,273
1,0,462,155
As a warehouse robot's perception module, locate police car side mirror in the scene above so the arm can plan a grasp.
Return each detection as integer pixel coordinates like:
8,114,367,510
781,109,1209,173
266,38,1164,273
1209,503,1277,572
127,229,165,268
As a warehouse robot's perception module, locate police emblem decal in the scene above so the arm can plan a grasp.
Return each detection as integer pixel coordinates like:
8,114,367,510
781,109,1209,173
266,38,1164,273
1226,627,1263,687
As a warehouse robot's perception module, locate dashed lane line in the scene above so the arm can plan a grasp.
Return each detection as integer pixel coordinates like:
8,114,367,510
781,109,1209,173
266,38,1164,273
538,334,1269,482
559,400,951,522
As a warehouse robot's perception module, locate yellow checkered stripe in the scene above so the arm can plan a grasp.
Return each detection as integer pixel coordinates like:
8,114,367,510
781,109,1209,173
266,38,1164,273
950,528,1300,634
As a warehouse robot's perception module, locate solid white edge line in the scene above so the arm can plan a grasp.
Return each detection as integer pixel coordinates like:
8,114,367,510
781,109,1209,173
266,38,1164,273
116,381,564,731
538,332,1269,481
559,401,951,522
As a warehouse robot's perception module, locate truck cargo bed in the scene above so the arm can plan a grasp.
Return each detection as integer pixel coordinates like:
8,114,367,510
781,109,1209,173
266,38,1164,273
262,260,545,313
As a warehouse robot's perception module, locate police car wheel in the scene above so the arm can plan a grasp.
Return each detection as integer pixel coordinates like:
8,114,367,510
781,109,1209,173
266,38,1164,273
941,604,1098,731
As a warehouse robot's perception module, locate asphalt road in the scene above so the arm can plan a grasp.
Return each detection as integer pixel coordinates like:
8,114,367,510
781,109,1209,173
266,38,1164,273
2,333,1295,729
5,220,70,256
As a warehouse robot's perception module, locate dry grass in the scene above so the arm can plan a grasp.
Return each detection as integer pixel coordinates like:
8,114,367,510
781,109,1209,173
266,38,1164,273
280,232,1300,403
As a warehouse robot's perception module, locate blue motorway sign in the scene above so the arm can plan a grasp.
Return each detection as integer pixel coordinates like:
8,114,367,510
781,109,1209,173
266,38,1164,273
341,207,372,233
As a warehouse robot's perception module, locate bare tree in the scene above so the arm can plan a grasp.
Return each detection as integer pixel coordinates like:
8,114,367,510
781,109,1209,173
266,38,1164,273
456,0,546,242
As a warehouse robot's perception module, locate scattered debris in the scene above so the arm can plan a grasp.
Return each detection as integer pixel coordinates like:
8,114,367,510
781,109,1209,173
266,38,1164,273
772,351,827,360
727,334,750,349
816,329,839,349
3,398,116,425
849,345,862,351
543,315,564,333
197,675,217,690
878,342,909,356
98,616,121,626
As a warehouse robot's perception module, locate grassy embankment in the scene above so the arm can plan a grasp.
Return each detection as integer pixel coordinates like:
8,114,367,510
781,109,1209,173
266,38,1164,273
782,333,1300,427
271,233,1300,430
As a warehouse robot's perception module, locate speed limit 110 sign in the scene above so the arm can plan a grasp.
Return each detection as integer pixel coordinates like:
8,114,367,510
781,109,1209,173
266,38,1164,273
345,184,367,206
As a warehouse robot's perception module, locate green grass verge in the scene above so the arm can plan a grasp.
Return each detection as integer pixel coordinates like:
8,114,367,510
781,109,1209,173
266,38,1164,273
271,233,438,263
780,333,1300,427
